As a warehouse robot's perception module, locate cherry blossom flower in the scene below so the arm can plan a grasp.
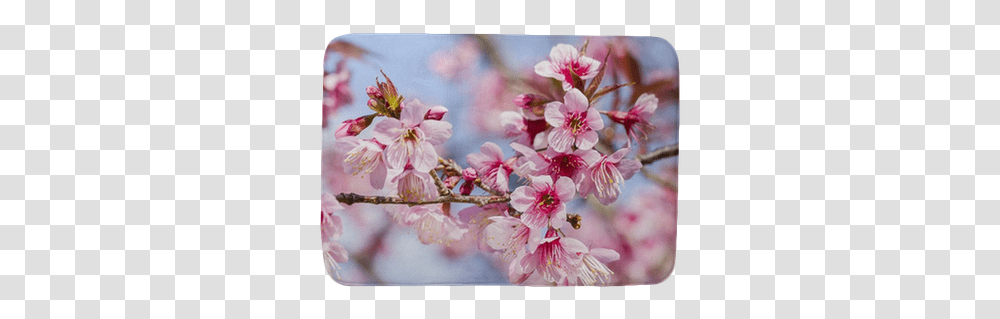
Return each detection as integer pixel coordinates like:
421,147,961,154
544,89,604,152
465,142,514,193
500,111,548,150
323,60,353,127
483,214,535,263
321,193,348,278
578,148,642,205
607,93,658,144
534,44,601,90
373,100,453,172
513,229,589,284
391,164,439,201
458,203,507,251
510,175,576,230
510,142,601,185
336,136,389,189
388,205,467,245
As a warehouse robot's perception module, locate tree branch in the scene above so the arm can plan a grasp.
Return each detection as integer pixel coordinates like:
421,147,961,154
637,144,679,165
336,192,509,207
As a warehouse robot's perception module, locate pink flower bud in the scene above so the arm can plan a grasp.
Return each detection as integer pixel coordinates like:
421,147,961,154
606,110,629,125
424,105,448,120
462,167,478,181
367,99,380,109
459,180,475,195
513,94,535,108
334,115,374,139
366,85,382,99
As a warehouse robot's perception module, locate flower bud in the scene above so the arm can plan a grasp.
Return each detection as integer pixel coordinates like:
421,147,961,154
459,180,475,196
513,94,535,108
424,105,449,120
365,85,382,99
334,114,375,139
462,167,478,181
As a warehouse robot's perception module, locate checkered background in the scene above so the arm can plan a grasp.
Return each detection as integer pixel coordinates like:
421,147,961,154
1,0,998,318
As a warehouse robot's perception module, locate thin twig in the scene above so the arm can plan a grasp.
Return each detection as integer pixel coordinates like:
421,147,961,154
637,144,679,165
429,170,452,196
336,192,509,207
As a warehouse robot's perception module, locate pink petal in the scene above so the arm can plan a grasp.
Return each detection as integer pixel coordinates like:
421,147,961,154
480,142,504,162
559,237,590,256
509,186,535,212
369,161,388,189
576,55,601,79
632,93,659,118
550,206,566,229
494,166,510,193
372,118,403,146
465,152,491,171
562,89,589,113
547,127,575,153
534,60,558,78
617,158,642,180
400,100,430,126
576,170,595,197
574,130,599,150
586,107,604,130
543,102,566,127
326,242,349,263
520,207,548,230
608,147,630,162
531,175,553,189
575,149,603,166
550,44,579,64
554,176,576,201
411,141,439,172
382,141,409,170
419,120,453,146
589,248,621,262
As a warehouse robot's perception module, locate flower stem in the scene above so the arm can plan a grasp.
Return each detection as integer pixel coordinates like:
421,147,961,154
636,144,679,165
335,192,510,207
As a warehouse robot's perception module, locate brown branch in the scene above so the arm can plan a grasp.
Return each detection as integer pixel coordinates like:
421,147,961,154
336,192,509,207
637,144,679,165
429,170,452,196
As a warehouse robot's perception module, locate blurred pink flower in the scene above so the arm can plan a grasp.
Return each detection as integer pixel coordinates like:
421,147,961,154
465,142,514,193
390,164,438,201
544,89,604,152
373,100,453,172
458,203,507,251
323,60,353,127
389,205,467,246
472,70,516,134
430,38,481,80
578,148,642,205
534,44,601,90
510,175,575,230
336,136,389,189
322,193,349,277
608,93,658,145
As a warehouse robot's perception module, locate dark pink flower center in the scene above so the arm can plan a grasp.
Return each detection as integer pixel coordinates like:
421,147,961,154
548,154,587,178
401,128,419,142
534,189,560,212
564,113,588,134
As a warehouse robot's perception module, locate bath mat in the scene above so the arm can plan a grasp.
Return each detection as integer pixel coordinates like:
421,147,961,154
321,34,678,286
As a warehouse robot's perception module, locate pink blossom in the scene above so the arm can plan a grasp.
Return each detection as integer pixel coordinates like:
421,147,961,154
509,175,576,230
459,167,477,195
388,205,468,245
336,136,389,189
472,70,516,134
424,105,448,121
323,61,353,128
578,148,642,205
483,214,535,263
458,203,507,251
373,100,453,172
510,142,601,185
500,111,548,149
534,44,601,90
544,89,604,152
607,93,659,144
465,142,513,193
391,164,438,201
513,229,589,284
321,193,348,277
430,38,481,80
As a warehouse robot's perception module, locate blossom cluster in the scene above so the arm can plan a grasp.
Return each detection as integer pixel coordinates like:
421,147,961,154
324,40,670,285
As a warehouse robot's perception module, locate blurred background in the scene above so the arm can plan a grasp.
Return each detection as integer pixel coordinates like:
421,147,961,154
322,34,679,285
